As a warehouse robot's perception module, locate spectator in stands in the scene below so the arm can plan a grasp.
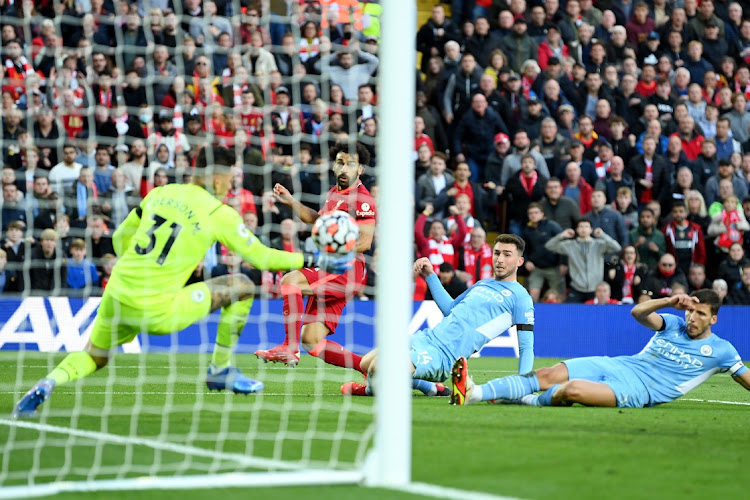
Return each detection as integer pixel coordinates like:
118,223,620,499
708,196,750,255
99,169,138,229
523,202,564,302
426,262,467,300
315,48,378,105
562,161,593,215
442,52,482,126
630,207,667,270
465,17,502,69
48,143,83,193
92,145,115,194
546,218,622,303
87,215,114,262
1,183,26,231
664,201,707,276
504,154,548,236
627,134,671,209
456,226,493,287
502,17,538,73
640,252,689,300
540,177,579,230
453,93,508,182
119,139,148,195
726,263,750,304
606,245,648,304
444,161,497,224
705,160,748,207
417,5,460,74
584,282,620,304
531,117,571,179
0,247,20,292
688,263,710,293
63,167,100,231
537,25,568,71
66,237,99,292
414,203,467,273
416,152,453,218
501,130,549,186
596,155,635,206
29,228,66,295
726,92,750,144
586,189,629,252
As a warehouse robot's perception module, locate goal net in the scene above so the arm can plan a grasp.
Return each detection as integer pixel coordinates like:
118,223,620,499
0,0,414,495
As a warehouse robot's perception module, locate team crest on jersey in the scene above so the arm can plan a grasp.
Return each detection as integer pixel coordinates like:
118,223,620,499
501,290,512,297
701,345,713,356
191,290,205,303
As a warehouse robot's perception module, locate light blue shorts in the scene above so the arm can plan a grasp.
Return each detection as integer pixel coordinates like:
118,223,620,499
409,330,453,382
563,356,650,408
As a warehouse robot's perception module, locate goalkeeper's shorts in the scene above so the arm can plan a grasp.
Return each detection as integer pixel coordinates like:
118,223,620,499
89,282,212,350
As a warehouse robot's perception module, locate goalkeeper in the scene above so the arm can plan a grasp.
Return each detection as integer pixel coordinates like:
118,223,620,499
13,147,350,418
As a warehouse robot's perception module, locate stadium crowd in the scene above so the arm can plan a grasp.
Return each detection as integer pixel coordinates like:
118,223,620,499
1,0,750,306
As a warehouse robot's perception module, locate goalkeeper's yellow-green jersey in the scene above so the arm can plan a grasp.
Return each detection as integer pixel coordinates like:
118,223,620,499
106,183,303,306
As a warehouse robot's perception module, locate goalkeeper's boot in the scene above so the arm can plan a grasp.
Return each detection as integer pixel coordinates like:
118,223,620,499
340,381,370,396
206,366,264,395
435,383,453,397
13,378,55,418
254,345,300,367
450,357,474,406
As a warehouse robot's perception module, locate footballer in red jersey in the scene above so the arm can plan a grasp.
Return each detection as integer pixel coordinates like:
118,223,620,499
255,142,376,371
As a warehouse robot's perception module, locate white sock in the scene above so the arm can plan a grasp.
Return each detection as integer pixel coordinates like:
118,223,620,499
467,383,482,404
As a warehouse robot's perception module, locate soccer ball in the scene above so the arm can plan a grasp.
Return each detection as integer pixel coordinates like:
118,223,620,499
312,211,359,255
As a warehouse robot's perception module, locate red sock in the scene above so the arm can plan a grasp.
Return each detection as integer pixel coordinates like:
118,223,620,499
281,284,303,352
309,340,363,373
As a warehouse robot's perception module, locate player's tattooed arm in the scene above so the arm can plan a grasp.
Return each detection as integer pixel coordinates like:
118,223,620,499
205,274,256,311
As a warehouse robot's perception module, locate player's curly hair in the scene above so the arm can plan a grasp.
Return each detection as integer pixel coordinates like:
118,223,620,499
329,141,370,167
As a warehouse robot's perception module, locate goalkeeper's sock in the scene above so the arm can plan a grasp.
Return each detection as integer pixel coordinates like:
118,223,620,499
212,298,253,369
46,351,99,385
281,284,303,352
412,379,438,396
308,339,363,373
478,373,540,402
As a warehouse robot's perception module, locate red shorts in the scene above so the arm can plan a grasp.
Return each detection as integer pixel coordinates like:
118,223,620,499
300,259,367,333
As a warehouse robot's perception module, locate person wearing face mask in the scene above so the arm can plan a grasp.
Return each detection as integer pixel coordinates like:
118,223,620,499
640,253,689,300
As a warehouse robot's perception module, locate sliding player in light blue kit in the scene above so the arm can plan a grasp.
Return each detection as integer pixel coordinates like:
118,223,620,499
452,290,750,407
342,234,535,397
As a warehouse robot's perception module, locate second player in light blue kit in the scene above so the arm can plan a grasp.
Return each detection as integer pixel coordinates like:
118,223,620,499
452,289,750,407
342,234,535,396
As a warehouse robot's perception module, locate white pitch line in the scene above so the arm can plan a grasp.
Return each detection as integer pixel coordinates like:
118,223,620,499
395,482,525,500
679,398,750,406
0,391,346,397
0,418,306,472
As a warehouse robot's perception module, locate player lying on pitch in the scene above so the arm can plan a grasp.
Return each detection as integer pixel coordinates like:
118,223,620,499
341,234,535,396
13,147,351,418
451,290,750,407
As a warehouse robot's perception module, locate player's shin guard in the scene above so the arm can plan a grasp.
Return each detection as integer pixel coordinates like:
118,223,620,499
212,298,253,370
308,339,364,373
281,284,304,353
479,373,541,402
46,351,99,385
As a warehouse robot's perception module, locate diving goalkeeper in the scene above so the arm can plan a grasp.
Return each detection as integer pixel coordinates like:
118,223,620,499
13,147,350,418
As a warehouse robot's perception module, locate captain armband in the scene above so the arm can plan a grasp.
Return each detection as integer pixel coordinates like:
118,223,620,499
517,324,534,331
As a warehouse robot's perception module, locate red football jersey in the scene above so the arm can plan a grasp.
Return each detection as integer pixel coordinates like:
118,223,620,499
320,182,376,254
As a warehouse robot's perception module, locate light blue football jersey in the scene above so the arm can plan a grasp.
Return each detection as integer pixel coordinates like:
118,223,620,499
423,279,535,362
617,314,747,406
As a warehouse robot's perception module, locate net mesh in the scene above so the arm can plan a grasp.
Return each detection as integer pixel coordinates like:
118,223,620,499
0,0,381,490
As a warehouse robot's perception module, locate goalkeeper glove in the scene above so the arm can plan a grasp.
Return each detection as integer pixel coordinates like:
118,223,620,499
303,251,355,274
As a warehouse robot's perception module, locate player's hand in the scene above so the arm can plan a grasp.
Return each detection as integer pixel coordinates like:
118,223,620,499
670,294,699,311
273,183,294,205
413,257,434,278
312,251,354,274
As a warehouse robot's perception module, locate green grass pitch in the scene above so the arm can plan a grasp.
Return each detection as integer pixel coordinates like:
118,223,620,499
1,353,749,500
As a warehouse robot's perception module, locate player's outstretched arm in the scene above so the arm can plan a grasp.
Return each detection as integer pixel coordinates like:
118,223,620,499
112,207,142,256
273,183,319,224
733,370,750,391
631,295,697,330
